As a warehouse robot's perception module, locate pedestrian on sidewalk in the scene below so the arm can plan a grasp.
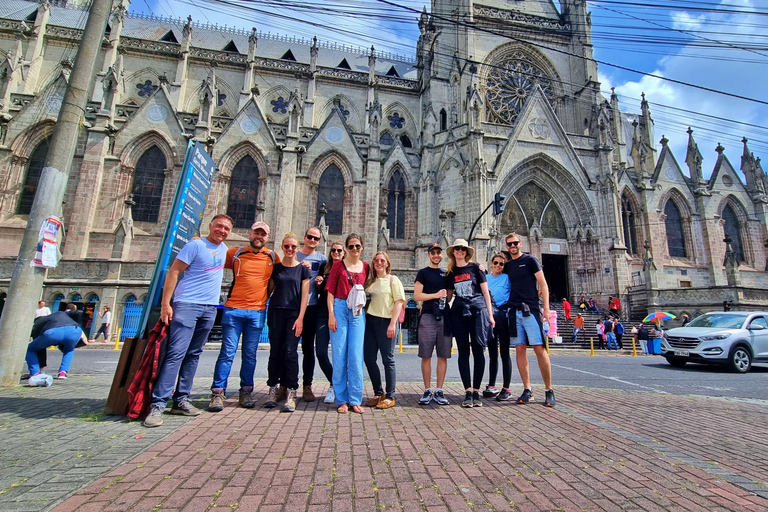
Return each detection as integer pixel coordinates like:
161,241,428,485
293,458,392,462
562,298,572,321
315,241,344,404
604,316,618,350
483,252,513,401
615,317,625,349
35,300,51,318
264,233,311,413
296,226,328,402
208,221,278,413
327,233,369,414
445,238,495,409
26,310,86,380
363,252,405,410
144,214,232,428
636,323,650,354
572,313,584,343
503,232,557,408
595,319,605,349
90,306,111,343
413,243,452,406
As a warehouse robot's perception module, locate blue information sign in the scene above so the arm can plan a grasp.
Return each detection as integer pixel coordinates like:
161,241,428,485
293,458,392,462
137,140,217,338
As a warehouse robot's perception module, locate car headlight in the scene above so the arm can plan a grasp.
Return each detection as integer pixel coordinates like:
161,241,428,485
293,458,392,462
700,334,730,341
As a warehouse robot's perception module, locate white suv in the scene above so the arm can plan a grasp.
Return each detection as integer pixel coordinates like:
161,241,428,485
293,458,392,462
661,312,768,373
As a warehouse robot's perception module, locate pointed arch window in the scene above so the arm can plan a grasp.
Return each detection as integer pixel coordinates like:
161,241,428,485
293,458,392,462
380,132,394,146
132,146,167,223
18,138,50,215
722,203,745,262
316,164,345,235
387,170,406,239
621,193,638,255
439,109,447,131
399,134,412,148
226,155,259,229
664,199,687,258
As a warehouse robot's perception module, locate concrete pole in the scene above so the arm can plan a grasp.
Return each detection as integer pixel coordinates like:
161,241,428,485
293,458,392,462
0,0,114,389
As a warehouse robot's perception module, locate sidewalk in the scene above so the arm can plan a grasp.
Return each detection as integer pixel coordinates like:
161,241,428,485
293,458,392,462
2,376,767,511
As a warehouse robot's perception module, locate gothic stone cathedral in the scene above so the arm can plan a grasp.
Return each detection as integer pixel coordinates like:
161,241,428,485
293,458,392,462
1,0,767,334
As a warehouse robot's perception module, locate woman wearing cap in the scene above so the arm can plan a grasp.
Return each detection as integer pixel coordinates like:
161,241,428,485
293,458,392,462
326,233,369,414
445,239,495,408
315,241,345,404
363,251,406,409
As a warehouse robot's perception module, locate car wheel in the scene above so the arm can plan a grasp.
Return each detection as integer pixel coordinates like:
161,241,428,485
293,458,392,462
728,346,752,373
665,356,687,368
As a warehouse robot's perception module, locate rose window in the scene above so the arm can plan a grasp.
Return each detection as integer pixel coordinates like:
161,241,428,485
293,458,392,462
486,55,554,126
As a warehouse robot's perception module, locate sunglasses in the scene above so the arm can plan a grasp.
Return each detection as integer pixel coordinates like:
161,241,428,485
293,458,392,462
453,246,467,252
492,261,505,266
283,244,297,250
348,244,362,250
330,248,343,254
305,234,321,241
506,241,520,247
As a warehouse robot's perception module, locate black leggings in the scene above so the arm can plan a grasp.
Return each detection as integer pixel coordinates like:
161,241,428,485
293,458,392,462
301,305,318,386
451,311,485,390
488,309,512,389
314,307,334,383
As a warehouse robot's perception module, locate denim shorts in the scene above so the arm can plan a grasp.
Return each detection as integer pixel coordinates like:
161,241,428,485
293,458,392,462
509,309,544,347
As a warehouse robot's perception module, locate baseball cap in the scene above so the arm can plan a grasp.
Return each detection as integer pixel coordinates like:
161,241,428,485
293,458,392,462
251,221,270,235
427,242,443,252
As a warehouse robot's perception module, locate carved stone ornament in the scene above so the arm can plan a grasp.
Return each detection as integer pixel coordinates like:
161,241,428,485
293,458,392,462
239,116,260,134
146,105,168,123
527,118,550,140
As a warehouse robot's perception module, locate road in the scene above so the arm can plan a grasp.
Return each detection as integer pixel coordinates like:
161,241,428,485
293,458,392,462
45,348,768,402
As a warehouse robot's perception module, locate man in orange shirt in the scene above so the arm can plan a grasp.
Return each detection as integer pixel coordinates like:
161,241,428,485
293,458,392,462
572,313,584,343
208,221,279,412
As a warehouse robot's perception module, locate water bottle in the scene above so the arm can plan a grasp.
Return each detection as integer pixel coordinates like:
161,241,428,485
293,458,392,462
543,320,549,335
438,296,446,310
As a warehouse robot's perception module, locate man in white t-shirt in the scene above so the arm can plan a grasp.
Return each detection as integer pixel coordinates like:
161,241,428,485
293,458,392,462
144,214,233,428
35,301,51,318
90,306,112,343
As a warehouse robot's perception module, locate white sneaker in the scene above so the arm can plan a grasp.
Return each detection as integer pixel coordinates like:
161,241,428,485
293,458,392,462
324,387,335,404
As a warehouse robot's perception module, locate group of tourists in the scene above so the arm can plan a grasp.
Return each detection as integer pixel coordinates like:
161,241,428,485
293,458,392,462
141,214,557,428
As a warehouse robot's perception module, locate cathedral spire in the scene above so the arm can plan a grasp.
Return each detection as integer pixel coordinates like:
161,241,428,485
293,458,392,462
638,92,654,150
741,137,767,199
685,127,704,183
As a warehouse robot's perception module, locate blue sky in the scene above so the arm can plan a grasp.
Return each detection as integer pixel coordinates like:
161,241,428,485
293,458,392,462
133,0,767,176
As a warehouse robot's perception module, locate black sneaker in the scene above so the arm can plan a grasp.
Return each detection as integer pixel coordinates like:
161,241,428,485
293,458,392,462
544,389,556,408
482,385,500,398
418,390,433,405
496,388,512,401
472,391,483,407
517,389,533,404
461,391,473,408
433,389,449,405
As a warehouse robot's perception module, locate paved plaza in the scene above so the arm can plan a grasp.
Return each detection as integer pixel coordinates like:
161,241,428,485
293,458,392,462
1,368,767,512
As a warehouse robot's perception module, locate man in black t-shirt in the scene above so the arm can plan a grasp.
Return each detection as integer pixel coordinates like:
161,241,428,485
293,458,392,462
413,243,452,406
503,232,556,407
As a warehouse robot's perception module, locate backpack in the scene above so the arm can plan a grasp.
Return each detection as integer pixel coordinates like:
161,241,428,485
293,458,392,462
227,246,276,299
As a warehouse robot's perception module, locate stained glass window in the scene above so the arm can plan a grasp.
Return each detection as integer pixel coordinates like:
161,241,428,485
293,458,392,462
226,155,259,229
722,203,745,262
316,164,344,234
132,146,166,223
486,54,554,126
664,200,687,258
400,134,412,148
17,138,49,215
387,170,406,239
380,132,394,146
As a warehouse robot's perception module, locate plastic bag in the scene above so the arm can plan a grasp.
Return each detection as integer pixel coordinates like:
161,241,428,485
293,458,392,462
28,373,53,387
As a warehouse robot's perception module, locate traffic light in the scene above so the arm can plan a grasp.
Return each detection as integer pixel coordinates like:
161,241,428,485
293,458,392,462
493,192,506,216
723,301,731,312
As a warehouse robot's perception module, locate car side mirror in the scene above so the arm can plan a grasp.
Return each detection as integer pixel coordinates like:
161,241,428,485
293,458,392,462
748,324,766,331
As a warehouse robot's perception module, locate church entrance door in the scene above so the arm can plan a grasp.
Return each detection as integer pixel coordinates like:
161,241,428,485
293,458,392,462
541,254,569,302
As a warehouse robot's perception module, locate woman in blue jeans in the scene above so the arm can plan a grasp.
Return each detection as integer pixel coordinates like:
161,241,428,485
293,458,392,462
326,233,369,414
314,241,345,404
26,311,85,379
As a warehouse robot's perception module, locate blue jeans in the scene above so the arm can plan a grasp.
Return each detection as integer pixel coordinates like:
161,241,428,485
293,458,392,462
26,325,81,374
211,307,266,393
606,332,618,350
330,298,365,406
509,310,544,346
152,302,216,407
572,327,581,343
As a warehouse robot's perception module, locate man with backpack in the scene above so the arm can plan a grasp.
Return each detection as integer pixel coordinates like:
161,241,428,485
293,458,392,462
208,221,279,412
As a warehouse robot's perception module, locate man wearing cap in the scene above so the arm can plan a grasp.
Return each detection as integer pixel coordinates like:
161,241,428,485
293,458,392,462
207,221,280,413
413,242,452,405
144,214,233,427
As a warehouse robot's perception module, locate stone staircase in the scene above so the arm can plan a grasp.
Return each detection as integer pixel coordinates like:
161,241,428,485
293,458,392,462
547,303,632,352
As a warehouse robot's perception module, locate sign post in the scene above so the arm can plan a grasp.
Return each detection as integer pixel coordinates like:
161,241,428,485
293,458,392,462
136,140,217,338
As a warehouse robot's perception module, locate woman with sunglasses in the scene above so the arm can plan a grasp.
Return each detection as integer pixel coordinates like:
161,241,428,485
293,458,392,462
483,252,513,401
363,252,405,409
326,234,369,413
264,233,311,412
445,238,495,408
315,241,345,404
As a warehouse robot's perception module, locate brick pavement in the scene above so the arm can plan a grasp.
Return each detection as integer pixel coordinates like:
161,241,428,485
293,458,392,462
13,381,763,512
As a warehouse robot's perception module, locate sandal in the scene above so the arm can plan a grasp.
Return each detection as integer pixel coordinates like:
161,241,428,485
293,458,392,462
337,403,348,413
351,404,364,414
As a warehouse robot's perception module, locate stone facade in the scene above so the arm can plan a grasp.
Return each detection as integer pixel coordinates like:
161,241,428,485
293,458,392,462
0,0,767,335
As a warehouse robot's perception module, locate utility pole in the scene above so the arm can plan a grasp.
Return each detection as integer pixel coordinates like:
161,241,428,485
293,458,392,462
0,0,114,388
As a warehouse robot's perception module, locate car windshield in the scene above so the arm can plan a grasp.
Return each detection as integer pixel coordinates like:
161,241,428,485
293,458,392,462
687,314,748,329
